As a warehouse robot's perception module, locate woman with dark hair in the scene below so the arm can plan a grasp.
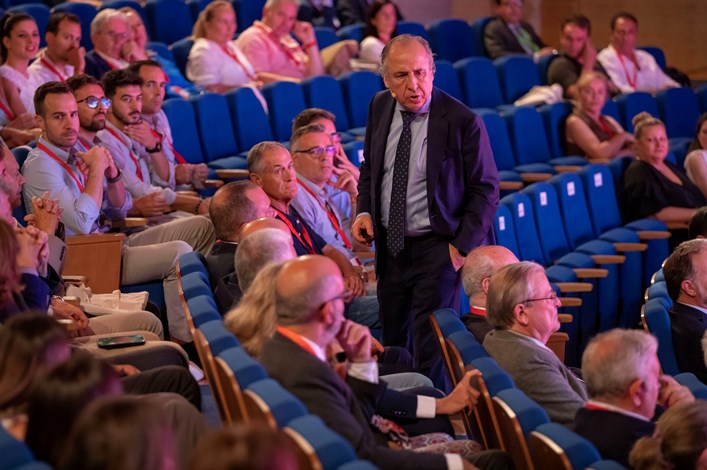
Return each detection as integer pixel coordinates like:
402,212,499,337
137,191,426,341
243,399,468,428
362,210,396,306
0,12,40,115
358,0,399,65
683,113,707,198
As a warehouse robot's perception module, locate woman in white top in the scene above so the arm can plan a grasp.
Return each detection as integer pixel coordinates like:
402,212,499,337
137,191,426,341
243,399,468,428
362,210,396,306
358,0,399,65
684,113,707,198
186,0,260,94
0,12,39,115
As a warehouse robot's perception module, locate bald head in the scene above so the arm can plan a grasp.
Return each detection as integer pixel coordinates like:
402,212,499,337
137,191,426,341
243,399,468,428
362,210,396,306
238,217,289,242
462,246,519,307
209,181,272,241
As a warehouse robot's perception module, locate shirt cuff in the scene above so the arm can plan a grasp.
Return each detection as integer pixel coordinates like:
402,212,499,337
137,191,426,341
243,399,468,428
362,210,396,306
355,212,371,220
445,454,464,470
347,360,378,384
416,395,437,419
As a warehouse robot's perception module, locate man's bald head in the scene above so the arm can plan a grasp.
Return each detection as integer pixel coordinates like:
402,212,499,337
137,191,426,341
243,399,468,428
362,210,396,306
209,181,272,241
462,246,519,306
236,227,296,291
238,217,289,242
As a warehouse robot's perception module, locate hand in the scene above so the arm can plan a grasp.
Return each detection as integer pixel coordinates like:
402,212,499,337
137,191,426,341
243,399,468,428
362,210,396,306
14,226,45,270
1,127,36,146
658,375,694,408
123,120,158,149
192,163,209,185
537,46,556,57
336,320,371,363
7,112,37,130
344,270,365,297
370,336,385,358
66,46,86,73
35,228,49,275
333,147,361,179
436,369,481,415
175,164,193,185
328,171,358,197
352,214,374,245
449,244,465,272
25,191,63,235
121,40,146,62
51,297,90,330
292,20,315,44
112,364,141,376
581,39,597,66
77,146,110,174
133,192,168,217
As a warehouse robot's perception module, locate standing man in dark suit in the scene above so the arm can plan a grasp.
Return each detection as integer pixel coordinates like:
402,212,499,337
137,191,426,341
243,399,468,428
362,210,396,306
352,35,499,384
483,0,554,60
664,239,707,383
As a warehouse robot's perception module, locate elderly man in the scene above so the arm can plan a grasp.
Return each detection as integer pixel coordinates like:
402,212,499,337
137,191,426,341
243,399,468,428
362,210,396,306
85,9,130,79
596,12,679,94
574,329,694,466
352,35,498,386
483,0,554,60
260,255,511,470
29,12,85,85
461,246,519,342
663,239,707,383
484,261,588,424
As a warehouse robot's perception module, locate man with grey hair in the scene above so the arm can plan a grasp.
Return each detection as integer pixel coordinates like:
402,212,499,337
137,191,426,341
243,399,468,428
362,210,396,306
235,227,296,292
664,239,707,383
484,261,587,424
85,9,130,79
461,245,519,342
573,329,693,466
353,34,499,388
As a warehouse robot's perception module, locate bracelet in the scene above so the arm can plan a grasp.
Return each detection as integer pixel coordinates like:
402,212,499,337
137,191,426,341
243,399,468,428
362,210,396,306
145,140,162,153
106,168,122,183
302,41,317,51
194,197,205,214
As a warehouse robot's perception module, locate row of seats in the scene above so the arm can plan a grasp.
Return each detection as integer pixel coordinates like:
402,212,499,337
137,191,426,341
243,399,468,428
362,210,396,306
176,252,376,470
0,426,50,470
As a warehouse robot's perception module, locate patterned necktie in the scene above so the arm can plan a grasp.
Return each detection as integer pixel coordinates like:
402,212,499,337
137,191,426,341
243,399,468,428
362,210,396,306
513,25,540,54
388,110,416,257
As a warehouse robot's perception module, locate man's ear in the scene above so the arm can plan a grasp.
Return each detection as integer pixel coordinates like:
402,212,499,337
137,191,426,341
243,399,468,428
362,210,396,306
481,277,491,295
627,378,644,409
34,114,45,132
250,172,262,187
682,279,697,298
513,303,528,326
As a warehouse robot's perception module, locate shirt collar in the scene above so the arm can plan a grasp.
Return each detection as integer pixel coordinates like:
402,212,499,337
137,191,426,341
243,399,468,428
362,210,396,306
298,174,326,198
299,334,327,362
678,301,707,316
394,94,432,115
586,400,650,422
38,136,75,163
95,50,129,69
506,328,550,350
105,120,130,141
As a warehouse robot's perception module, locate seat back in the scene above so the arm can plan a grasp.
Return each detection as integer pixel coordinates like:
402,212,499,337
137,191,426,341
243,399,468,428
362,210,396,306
539,102,573,159
339,71,382,129
186,0,208,23
50,2,96,49
536,54,557,85
674,372,707,400
468,357,515,450
233,0,265,32
215,346,268,424
501,192,547,265
342,140,364,167
493,388,549,470
588,461,630,470
522,182,572,263
641,298,680,375
615,92,659,133
301,75,350,131
225,87,274,151
430,308,465,386
190,93,240,162
656,87,701,139
577,164,624,235
493,203,521,258
478,109,517,171
262,81,307,142
639,46,667,69
200,319,240,357
529,422,602,470
145,0,192,44
169,37,193,77
494,55,541,103
601,98,622,123
397,20,428,39
192,324,230,423
336,22,363,41
163,97,205,164
8,4,49,47
427,18,475,62
314,26,339,49
470,16,493,56
698,84,707,113
186,294,221,328
646,281,670,302
101,0,146,24
549,173,597,250
455,57,504,109
178,251,208,278
243,378,308,429
283,415,358,470
504,106,553,166
433,60,463,102
146,41,174,62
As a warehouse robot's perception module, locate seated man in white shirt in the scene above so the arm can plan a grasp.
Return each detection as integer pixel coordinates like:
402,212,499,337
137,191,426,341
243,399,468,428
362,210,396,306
596,12,679,94
29,12,85,87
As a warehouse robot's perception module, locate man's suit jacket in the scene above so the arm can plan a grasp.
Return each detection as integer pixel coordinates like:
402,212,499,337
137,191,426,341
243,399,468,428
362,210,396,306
260,332,447,469
84,51,114,80
357,88,499,262
670,302,707,383
573,407,655,466
483,329,588,424
483,17,546,59
205,241,237,287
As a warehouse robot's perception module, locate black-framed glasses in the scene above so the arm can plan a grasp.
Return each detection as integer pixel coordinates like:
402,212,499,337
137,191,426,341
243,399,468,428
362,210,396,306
318,290,352,310
293,145,337,158
522,292,558,304
76,96,112,109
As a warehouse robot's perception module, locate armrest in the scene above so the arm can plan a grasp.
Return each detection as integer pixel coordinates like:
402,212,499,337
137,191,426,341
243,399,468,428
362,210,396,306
591,254,626,264
554,282,593,293
65,233,126,294
499,181,523,190
557,314,573,323
636,230,670,240
204,179,224,188
177,190,199,197
554,165,582,173
62,274,88,286
354,251,375,260
613,242,648,252
111,217,148,228
215,169,250,179
559,297,582,307
666,221,689,230
573,268,609,278
520,173,552,183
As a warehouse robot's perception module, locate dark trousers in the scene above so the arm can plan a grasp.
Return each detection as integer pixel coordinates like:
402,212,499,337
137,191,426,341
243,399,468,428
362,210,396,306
377,230,461,388
122,365,202,409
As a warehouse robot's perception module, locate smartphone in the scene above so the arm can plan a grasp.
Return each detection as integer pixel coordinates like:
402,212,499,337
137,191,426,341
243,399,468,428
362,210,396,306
97,335,146,349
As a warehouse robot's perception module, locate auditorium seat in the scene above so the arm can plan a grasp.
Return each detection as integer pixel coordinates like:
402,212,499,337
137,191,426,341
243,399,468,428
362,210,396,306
641,298,679,375
396,20,427,40
243,378,309,428
674,373,707,399
601,98,622,123
539,101,575,160
301,75,350,131
232,0,265,33
338,70,383,134
433,60,463,102
224,87,274,153
638,46,667,69
314,26,339,49
454,57,505,111
614,92,659,133
536,53,558,85
190,93,247,169
697,84,707,113
427,18,475,63
469,16,492,57
186,0,208,23
466,357,515,450
169,37,193,77
146,41,174,62
656,87,701,139
262,81,307,142
177,251,208,278
101,0,146,24
494,54,540,103
163,97,207,165
8,3,49,47
529,422,602,470
0,426,40,470
283,415,358,470
214,346,268,424
336,22,363,42
51,2,96,49
588,461,629,470
145,0,192,44
342,140,364,168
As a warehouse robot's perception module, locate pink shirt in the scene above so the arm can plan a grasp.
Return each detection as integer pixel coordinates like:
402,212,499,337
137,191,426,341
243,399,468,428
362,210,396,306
235,21,309,79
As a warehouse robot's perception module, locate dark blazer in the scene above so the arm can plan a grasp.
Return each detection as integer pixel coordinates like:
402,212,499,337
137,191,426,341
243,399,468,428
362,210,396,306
0,273,51,323
670,302,707,383
84,51,115,80
205,241,237,288
462,311,493,343
483,17,546,59
357,88,499,263
573,407,655,466
213,272,242,315
336,0,369,26
260,332,447,469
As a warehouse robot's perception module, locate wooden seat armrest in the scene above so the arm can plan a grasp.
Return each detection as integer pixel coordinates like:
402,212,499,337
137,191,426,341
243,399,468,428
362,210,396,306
591,254,626,264
354,251,375,259
636,230,671,240
203,179,225,188
666,221,689,230
557,314,573,323
65,233,126,293
111,217,148,228
520,173,552,183
554,165,582,173
215,169,250,179
62,275,88,286
500,181,523,190
66,233,126,244
574,268,609,278
554,282,593,293
559,297,582,307
177,190,199,197
613,242,648,252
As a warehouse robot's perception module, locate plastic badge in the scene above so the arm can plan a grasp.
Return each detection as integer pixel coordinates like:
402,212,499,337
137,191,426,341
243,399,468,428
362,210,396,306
567,181,575,196
539,191,547,206
594,172,603,187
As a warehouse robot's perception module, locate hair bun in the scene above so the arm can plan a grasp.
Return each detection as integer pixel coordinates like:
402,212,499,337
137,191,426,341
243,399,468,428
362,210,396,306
632,111,654,128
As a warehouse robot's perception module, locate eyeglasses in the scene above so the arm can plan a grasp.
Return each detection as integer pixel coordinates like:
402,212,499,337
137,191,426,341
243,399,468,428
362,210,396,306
330,132,341,143
317,290,352,310
522,292,558,304
76,96,112,109
293,145,337,157
105,31,128,41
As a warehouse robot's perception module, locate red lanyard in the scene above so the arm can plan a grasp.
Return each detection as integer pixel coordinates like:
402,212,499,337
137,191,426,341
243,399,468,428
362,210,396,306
597,116,618,139
0,98,15,121
616,52,638,90
254,23,304,67
469,306,487,317
40,58,66,82
38,142,84,192
297,179,352,249
148,127,187,164
220,44,257,81
105,126,143,181
272,206,317,254
276,326,317,356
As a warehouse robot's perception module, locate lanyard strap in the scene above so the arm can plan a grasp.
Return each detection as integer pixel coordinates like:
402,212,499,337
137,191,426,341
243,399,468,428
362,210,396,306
276,326,317,356
40,58,66,82
297,179,352,249
616,52,638,90
254,23,305,67
272,206,317,254
148,127,187,164
220,44,257,81
105,126,144,181
597,116,618,139
0,98,15,121
38,142,84,192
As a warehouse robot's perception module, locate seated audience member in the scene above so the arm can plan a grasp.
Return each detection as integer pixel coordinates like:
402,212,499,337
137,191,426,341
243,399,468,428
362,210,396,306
0,12,40,114
547,15,615,99
689,206,707,239
483,0,553,60
596,12,679,94
564,72,634,162
460,245,519,342
684,113,707,199
663,239,707,383
129,60,208,191
97,69,212,218
574,329,694,466
629,401,707,470
84,9,130,79
298,0,339,29
59,397,179,470
337,0,401,27
118,8,199,99
189,424,297,470
236,0,358,81
484,261,588,424
358,0,399,65
621,113,704,244
186,1,262,96
260,255,511,469
28,13,85,86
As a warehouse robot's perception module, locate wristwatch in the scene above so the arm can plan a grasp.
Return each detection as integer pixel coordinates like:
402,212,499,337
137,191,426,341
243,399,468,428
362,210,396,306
106,168,123,183
145,140,163,153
